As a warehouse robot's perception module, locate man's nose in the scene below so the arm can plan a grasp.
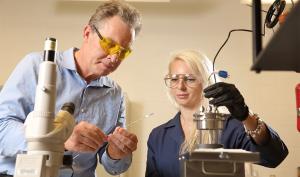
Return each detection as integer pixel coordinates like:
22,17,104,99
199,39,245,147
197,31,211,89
109,53,120,63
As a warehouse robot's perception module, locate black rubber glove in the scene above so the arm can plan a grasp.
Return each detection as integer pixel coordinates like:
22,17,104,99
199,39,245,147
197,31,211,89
203,82,249,121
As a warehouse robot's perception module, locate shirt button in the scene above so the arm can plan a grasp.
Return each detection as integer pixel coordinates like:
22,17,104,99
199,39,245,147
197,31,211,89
81,108,85,113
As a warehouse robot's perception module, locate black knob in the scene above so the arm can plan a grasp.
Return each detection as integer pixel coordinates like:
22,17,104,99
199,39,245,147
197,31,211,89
61,102,75,115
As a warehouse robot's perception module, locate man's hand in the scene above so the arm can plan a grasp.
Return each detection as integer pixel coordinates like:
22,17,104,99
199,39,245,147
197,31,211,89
64,121,107,152
203,82,249,121
107,127,138,160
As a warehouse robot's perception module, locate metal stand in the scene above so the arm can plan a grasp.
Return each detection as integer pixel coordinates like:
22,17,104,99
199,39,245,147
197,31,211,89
179,149,259,177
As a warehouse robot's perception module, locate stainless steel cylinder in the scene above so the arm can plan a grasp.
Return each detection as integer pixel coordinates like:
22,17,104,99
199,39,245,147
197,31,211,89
193,110,228,148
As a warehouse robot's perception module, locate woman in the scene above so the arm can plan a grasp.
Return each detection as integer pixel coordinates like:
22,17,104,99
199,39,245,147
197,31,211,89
145,49,288,177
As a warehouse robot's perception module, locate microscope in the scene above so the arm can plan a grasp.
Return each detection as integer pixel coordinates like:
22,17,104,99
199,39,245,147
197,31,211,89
14,38,75,177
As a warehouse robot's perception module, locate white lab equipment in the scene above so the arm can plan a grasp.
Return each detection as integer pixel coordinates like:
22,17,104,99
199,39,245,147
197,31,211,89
14,38,75,177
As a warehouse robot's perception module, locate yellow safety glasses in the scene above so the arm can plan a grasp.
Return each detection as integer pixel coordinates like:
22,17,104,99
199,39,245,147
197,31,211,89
92,25,132,60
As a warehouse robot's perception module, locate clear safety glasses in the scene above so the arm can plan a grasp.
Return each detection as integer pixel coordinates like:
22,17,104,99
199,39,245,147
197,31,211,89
164,74,200,88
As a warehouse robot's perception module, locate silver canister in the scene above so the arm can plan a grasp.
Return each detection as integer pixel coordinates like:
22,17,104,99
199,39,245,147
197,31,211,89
193,107,228,149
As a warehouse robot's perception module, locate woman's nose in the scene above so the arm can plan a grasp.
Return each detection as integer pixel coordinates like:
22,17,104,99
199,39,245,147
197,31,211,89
177,79,187,90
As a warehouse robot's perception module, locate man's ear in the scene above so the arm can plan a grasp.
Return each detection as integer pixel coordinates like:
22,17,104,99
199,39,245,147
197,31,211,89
83,25,92,41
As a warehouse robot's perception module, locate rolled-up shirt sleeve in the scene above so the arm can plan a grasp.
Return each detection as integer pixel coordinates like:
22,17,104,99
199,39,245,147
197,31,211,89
101,149,132,175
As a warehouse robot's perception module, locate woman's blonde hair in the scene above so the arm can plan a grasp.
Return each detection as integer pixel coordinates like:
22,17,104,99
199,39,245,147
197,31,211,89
164,49,221,154
165,49,218,110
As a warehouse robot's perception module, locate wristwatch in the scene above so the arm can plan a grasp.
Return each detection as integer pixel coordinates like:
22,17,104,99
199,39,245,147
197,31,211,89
244,113,264,138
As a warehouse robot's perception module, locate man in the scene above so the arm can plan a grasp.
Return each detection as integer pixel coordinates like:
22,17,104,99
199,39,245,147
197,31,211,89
0,0,142,176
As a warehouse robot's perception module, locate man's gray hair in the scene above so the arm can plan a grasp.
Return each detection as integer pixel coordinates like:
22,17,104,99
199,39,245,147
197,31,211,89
89,0,142,35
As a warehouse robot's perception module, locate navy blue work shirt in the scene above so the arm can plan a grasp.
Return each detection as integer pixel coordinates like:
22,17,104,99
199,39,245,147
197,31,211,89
146,112,288,177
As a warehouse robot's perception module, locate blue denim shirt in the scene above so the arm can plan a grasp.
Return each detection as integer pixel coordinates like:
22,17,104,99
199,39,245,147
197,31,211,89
146,112,289,177
0,48,131,177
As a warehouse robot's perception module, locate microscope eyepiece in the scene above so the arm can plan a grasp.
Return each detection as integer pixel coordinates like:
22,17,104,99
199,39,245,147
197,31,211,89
43,37,57,62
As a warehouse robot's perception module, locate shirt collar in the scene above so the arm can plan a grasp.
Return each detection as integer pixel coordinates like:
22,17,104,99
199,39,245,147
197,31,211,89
164,112,184,144
60,48,114,88
61,48,77,71
165,112,181,128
